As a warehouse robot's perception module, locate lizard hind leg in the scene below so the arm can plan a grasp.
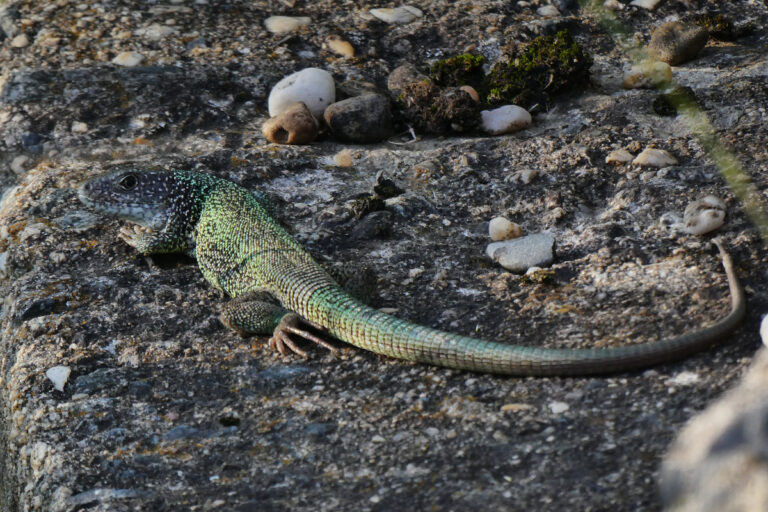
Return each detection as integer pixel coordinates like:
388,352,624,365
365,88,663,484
220,292,337,357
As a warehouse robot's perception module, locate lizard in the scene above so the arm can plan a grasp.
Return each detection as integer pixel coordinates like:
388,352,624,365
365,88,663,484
77,168,746,376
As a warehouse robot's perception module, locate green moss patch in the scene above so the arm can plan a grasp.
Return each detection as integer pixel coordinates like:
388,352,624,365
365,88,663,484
429,53,486,88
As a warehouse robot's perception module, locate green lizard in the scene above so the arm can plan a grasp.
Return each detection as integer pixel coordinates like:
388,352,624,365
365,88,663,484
78,168,746,376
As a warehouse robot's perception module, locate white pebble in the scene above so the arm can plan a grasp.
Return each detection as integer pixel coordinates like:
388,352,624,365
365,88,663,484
605,149,634,165
632,147,677,167
71,122,88,134
112,51,145,67
10,155,30,175
623,60,672,89
10,34,29,48
549,401,569,414
683,195,725,235
139,23,178,41
630,0,662,9
486,232,555,273
264,15,311,34
46,366,71,392
761,315,768,347
268,68,335,118
489,217,523,241
480,105,532,135
370,6,422,24
537,5,560,16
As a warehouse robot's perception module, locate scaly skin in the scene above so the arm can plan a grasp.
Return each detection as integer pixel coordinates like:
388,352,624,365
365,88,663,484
78,169,746,376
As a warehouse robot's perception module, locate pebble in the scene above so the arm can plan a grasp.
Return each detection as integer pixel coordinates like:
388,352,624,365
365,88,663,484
268,68,335,118
460,85,480,102
623,60,672,89
549,401,570,414
333,149,353,167
537,5,560,16
761,315,768,347
262,101,319,145
488,217,523,241
648,22,709,66
139,23,178,41
46,366,71,392
370,6,422,24
629,0,661,9
632,147,677,167
10,155,30,175
70,121,88,134
480,105,532,135
605,149,634,165
264,15,311,34
325,35,354,58
387,63,428,98
10,33,29,48
323,94,393,143
111,51,145,67
683,196,725,235
486,232,555,273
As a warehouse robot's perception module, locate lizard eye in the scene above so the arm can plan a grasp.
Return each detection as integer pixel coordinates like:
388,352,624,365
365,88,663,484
118,174,138,190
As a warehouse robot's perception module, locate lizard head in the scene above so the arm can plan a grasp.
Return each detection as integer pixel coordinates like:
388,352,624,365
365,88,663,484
78,169,186,230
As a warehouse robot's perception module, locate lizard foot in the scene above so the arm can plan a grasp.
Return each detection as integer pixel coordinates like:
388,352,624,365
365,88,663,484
268,313,337,357
118,224,153,249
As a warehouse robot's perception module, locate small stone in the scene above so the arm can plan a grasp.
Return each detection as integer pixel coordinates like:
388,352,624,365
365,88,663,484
325,35,354,58
140,23,178,41
46,366,71,392
262,102,319,145
10,155,30,175
350,211,392,240
268,68,335,118
549,401,569,414
333,149,353,167
623,60,672,89
683,196,725,235
10,33,29,48
537,5,560,16
370,6,422,24
488,217,523,241
460,85,479,102
323,94,393,143
71,122,88,134
387,63,429,98
480,105,532,135
632,148,678,167
630,0,661,9
111,51,144,67
501,403,534,412
264,15,311,34
761,316,768,347
604,0,623,8
648,22,709,66
605,149,634,165
486,232,555,273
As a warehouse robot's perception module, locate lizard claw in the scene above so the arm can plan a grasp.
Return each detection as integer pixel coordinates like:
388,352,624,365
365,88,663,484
118,224,152,249
268,313,337,357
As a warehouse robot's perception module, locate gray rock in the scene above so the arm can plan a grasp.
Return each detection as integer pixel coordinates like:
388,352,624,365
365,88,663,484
0,3,19,40
349,210,393,240
386,63,428,98
323,94,394,143
661,350,768,512
648,22,709,65
485,232,555,272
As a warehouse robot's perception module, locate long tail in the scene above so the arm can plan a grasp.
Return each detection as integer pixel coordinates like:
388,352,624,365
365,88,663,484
298,242,745,376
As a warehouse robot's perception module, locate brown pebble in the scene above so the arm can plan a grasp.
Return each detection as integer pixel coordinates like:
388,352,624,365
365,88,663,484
325,35,354,58
262,101,319,145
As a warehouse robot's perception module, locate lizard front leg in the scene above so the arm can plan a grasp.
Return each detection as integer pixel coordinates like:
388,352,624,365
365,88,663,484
220,291,337,357
119,225,194,256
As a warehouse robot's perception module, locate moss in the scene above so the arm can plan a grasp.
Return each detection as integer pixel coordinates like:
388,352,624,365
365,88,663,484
693,14,736,41
397,81,479,135
429,53,486,87
483,29,592,111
